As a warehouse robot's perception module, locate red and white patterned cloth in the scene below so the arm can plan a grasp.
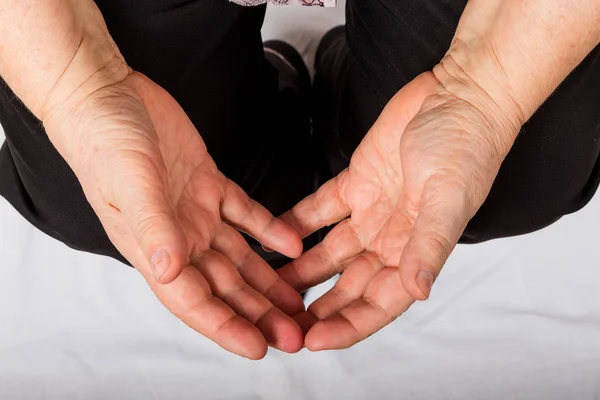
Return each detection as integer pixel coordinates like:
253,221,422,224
231,0,336,6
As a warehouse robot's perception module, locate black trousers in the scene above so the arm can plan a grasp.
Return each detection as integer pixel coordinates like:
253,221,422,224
1,0,599,263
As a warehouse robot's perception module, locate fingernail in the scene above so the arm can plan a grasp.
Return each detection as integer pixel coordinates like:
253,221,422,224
416,270,434,298
261,245,274,253
150,249,170,282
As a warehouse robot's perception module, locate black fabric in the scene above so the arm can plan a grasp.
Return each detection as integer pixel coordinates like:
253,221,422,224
1,0,599,265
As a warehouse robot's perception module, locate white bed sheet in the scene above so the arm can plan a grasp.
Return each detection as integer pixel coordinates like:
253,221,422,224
2,4,600,399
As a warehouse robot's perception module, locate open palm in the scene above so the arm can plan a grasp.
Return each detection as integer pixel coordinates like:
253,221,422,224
278,72,514,350
44,72,305,359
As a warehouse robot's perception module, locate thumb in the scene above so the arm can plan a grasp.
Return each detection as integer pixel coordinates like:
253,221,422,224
398,183,470,300
111,160,189,285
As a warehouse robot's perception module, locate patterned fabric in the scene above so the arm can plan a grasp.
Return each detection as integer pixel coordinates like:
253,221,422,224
230,0,336,6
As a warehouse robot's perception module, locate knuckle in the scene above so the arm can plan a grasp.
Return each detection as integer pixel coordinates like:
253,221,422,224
333,284,356,300
135,211,172,243
422,231,453,265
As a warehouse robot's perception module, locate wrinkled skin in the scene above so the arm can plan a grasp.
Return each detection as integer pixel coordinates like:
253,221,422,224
44,72,306,359
278,72,516,350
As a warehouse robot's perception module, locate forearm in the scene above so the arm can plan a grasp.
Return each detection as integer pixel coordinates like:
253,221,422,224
434,0,600,144
0,0,129,121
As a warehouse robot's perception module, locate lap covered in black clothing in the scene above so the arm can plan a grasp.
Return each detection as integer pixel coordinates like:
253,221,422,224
1,0,599,265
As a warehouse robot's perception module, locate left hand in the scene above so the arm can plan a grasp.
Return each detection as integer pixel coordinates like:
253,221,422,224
278,71,519,350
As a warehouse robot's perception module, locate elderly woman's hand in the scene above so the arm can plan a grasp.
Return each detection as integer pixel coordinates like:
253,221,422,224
277,71,519,350
1,0,306,359
42,71,306,359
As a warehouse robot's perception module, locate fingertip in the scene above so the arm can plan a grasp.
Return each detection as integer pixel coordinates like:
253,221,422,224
245,345,269,361
277,323,305,354
138,215,189,284
156,264,184,285
155,269,179,285
261,245,274,253
255,309,304,354
398,237,442,301
284,341,304,354
264,219,303,259
221,318,268,360
305,326,328,352
150,248,171,283
288,237,304,260
416,269,434,299
281,230,304,260
305,319,349,351
283,239,303,260
398,265,431,301
411,290,430,302
150,248,188,285
305,315,362,351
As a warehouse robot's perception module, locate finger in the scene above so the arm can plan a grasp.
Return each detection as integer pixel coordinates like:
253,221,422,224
279,169,352,239
305,267,415,351
211,223,305,317
398,184,468,300
193,249,304,354
144,264,268,360
221,180,303,259
294,311,318,335
109,158,189,285
307,253,384,320
277,219,364,293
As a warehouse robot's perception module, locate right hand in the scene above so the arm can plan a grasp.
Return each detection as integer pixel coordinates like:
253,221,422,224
43,72,305,359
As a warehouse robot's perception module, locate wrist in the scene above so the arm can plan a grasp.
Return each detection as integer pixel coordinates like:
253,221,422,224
432,42,523,156
0,0,131,121
37,0,131,123
437,0,600,142
41,33,131,126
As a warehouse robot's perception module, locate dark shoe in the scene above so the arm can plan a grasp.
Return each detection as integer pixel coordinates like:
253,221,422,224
264,40,311,103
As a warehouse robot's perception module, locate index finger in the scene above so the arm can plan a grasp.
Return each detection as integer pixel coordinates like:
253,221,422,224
305,267,415,351
280,168,352,239
220,179,303,259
